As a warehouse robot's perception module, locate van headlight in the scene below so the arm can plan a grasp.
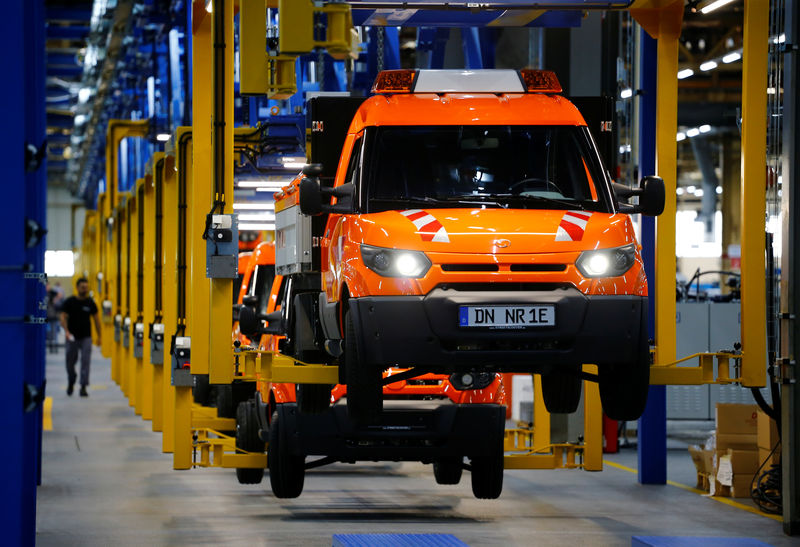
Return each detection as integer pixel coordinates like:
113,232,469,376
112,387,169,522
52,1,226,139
361,244,432,278
576,244,636,278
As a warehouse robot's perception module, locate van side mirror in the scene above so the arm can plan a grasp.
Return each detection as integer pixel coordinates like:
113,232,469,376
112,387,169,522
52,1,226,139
238,305,261,339
298,172,355,216
259,310,284,335
613,176,665,216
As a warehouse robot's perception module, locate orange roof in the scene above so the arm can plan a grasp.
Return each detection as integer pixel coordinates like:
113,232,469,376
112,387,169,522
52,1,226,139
348,93,587,133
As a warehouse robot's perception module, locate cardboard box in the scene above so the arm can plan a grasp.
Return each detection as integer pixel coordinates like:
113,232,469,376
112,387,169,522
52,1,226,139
688,445,715,492
731,474,755,498
716,433,758,451
757,408,780,450
716,403,758,434
719,449,758,475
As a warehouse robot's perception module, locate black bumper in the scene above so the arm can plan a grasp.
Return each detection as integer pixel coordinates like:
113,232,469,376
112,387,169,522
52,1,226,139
279,402,505,463
349,288,647,372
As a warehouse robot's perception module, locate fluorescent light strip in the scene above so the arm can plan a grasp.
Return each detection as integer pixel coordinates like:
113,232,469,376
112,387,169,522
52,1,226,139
686,128,700,138
699,61,718,72
237,180,293,189
620,88,633,99
239,223,275,231
722,52,741,64
232,203,276,210
699,124,711,133
701,0,735,14
255,187,285,193
677,69,694,80
238,213,276,221
156,133,170,142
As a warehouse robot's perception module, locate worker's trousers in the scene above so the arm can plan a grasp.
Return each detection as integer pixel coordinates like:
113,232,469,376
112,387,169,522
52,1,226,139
66,336,93,387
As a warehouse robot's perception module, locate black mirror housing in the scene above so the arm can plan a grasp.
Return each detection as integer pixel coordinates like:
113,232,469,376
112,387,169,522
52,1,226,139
638,175,665,216
302,163,323,177
238,305,261,339
613,176,665,217
299,178,323,216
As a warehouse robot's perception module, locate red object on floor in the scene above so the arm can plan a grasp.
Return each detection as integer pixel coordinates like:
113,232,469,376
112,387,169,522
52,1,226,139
603,415,619,453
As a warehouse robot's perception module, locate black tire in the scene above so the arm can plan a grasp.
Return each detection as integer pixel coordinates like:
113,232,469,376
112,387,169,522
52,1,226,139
268,408,305,498
599,329,651,421
296,383,332,415
344,311,382,426
192,374,212,406
470,435,504,499
235,401,264,485
216,384,235,418
541,366,582,414
433,458,463,485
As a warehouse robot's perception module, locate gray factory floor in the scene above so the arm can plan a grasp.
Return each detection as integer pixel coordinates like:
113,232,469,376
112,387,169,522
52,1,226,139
36,347,792,546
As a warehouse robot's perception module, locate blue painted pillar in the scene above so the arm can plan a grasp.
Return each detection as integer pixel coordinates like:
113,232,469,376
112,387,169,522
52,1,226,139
462,28,483,69
0,1,46,544
637,28,668,485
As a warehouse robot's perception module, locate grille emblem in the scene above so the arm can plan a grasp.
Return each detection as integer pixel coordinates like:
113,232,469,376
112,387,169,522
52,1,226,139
493,239,511,248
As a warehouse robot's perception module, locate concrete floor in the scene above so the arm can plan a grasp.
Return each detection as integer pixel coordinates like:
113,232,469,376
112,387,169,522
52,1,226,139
37,347,793,546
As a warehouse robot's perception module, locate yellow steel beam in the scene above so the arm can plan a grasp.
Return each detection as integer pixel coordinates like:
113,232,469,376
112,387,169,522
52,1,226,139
583,364,602,472
208,0,235,386
190,0,212,382
739,0,768,388
239,0,268,95
147,153,166,431
102,120,148,362
174,385,193,469
115,199,129,394
139,173,154,422
532,374,550,451
161,146,181,453
131,180,144,417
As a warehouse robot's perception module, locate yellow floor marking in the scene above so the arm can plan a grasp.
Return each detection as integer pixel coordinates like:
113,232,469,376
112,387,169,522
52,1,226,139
43,396,53,431
603,459,782,522
90,384,108,391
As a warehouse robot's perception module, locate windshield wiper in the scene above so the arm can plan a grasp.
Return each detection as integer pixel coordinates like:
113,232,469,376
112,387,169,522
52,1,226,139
492,193,585,211
438,195,509,208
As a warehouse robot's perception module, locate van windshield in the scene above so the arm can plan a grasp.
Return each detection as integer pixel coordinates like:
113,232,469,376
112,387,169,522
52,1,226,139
362,125,613,213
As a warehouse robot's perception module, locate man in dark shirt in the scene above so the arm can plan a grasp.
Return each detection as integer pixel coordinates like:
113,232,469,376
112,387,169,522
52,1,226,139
60,277,102,397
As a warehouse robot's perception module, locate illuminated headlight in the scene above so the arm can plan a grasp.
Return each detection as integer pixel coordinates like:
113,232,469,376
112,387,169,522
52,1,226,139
361,244,432,278
576,244,636,278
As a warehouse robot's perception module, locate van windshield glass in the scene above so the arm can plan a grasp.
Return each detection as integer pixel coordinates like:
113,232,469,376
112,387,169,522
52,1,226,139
363,125,611,213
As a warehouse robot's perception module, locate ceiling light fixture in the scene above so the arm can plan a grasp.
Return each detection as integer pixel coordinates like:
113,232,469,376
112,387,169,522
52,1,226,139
700,61,718,72
677,69,694,80
722,52,741,64
700,0,735,14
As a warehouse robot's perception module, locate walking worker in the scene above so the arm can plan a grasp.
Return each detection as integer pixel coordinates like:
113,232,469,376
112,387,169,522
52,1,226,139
60,277,102,397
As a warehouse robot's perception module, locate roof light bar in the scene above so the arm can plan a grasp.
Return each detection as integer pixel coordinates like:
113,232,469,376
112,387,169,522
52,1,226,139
519,70,562,93
372,70,418,94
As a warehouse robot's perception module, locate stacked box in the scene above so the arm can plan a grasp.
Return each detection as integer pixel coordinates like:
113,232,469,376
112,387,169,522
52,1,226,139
711,403,758,498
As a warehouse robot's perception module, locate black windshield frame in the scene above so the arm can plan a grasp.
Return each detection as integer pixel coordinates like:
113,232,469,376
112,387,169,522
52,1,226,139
358,125,616,214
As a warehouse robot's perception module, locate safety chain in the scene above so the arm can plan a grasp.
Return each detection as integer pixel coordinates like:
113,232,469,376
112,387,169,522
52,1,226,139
377,27,385,73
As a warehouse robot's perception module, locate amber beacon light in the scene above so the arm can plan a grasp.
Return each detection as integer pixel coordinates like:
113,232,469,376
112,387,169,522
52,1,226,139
519,70,562,93
372,70,419,93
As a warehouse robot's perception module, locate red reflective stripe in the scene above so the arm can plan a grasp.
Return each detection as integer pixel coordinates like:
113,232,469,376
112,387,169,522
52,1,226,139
405,210,429,222
568,211,592,221
559,220,584,241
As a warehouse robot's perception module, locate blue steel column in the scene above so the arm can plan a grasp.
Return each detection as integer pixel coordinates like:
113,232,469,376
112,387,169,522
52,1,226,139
637,27,667,485
0,1,44,544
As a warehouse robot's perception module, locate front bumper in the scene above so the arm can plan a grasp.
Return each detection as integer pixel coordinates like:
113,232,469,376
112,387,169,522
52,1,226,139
349,288,647,372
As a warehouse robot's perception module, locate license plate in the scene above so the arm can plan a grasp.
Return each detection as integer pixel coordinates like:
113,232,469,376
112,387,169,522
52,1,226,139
459,305,555,328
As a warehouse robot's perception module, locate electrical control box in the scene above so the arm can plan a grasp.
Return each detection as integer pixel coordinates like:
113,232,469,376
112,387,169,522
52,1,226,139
122,317,131,349
133,322,144,359
275,199,313,275
206,213,239,278
171,336,192,387
150,322,164,365
113,313,122,342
